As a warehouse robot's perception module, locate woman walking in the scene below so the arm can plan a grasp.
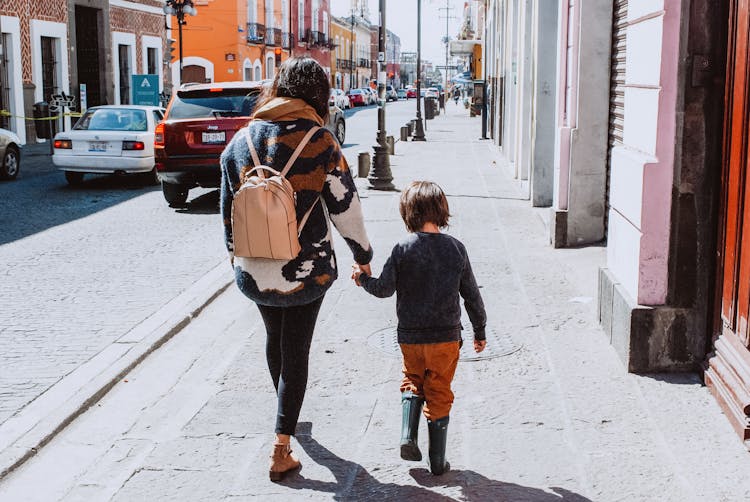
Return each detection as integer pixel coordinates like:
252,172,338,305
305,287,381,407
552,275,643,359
220,57,372,481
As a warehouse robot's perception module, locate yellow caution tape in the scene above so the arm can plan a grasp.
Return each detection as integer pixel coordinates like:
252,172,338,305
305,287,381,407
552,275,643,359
0,109,83,120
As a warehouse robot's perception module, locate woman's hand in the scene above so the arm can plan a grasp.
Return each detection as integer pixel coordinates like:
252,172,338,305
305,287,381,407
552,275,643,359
474,340,487,353
351,264,363,286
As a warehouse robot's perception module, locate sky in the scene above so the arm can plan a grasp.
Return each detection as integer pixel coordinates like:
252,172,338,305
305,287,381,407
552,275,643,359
329,0,467,67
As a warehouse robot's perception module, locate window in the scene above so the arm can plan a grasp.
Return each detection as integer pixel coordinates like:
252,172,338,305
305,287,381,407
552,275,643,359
336,36,340,59
118,44,131,104
167,88,259,119
266,0,274,29
312,0,319,32
323,12,328,38
147,47,158,75
254,65,261,80
41,36,58,102
266,55,275,79
74,108,147,131
152,110,163,124
245,66,252,81
248,1,257,23
0,34,10,130
282,0,289,31
298,0,304,39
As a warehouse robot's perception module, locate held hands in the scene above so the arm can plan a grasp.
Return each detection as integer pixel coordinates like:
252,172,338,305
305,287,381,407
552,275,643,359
474,339,487,353
351,263,371,286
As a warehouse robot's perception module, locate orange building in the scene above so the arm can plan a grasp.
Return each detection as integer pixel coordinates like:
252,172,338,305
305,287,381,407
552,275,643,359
171,0,292,86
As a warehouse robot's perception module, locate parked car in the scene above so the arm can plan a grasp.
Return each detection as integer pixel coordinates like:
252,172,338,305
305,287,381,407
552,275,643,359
397,88,407,100
406,87,417,99
366,88,378,104
385,86,398,102
0,128,22,181
329,88,350,109
52,105,165,185
156,81,346,207
425,87,440,99
347,88,367,106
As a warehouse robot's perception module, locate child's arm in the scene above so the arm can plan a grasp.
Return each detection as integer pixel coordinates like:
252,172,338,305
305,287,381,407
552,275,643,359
459,256,487,344
355,247,399,298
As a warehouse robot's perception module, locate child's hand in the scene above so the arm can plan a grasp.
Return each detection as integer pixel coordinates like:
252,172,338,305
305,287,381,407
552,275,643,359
351,264,363,286
474,340,487,353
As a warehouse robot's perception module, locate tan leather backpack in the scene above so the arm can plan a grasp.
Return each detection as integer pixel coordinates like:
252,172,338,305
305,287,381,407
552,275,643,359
231,126,321,260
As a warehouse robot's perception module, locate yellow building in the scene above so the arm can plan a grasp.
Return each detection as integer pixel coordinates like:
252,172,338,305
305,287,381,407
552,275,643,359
330,16,353,90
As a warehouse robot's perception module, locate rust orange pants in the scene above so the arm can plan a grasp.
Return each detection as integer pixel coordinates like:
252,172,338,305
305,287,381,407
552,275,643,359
399,341,460,420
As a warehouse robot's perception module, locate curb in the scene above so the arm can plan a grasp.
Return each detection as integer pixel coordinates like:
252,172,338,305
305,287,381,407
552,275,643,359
0,261,234,481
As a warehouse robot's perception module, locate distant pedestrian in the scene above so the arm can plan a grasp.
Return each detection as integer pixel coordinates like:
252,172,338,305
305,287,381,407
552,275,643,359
220,57,373,482
453,88,461,105
351,181,487,475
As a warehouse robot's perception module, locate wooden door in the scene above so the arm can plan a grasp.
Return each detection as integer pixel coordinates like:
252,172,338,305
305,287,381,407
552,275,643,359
707,0,750,447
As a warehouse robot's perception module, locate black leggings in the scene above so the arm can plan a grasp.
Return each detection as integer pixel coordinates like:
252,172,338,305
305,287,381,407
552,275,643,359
256,296,324,435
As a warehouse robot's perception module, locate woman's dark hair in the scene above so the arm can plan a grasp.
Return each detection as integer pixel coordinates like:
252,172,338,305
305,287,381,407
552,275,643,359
399,181,451,232
257,57,330,120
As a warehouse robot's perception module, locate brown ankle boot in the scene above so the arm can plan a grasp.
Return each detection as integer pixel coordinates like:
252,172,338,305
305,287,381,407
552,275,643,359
269,442,301,481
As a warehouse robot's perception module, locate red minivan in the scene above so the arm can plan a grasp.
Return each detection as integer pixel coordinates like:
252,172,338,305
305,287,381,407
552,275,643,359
155,81,263,206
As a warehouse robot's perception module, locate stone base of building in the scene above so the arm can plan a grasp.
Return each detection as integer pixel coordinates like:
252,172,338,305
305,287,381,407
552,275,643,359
598,267,701,373
705,332,750,448
550,209,568,248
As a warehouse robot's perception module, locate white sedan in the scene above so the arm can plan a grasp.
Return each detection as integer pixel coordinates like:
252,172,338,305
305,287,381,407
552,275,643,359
52,105,165,185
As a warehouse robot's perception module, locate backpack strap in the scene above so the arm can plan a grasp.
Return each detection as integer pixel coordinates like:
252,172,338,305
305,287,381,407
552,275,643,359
297,196,320,236
245,129,264,178
280,126,321,178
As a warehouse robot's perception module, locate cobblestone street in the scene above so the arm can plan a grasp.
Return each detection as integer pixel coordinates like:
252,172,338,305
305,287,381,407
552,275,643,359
2,107,750,501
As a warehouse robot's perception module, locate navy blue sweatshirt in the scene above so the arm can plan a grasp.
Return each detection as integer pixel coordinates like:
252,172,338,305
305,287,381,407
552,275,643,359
360,232,487,344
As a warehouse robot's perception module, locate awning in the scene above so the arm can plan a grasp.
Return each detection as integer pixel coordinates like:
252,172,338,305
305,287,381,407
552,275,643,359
449,39,483,57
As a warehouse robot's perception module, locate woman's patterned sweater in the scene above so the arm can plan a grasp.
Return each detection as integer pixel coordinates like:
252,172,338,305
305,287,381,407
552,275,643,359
220,118,373,307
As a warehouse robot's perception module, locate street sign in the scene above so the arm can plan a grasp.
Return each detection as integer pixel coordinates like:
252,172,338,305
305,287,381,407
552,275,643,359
131,74,159,106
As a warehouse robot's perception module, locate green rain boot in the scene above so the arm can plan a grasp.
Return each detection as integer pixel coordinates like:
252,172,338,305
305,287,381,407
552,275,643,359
400,391,424,461
427,415,450,475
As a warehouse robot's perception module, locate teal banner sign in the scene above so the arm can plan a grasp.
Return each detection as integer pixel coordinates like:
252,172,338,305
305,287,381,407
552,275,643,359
131,74,159,106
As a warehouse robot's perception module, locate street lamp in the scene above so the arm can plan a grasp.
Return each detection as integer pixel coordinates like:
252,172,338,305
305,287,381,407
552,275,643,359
412,0,426,141
368,0,394,190
163,0,197,84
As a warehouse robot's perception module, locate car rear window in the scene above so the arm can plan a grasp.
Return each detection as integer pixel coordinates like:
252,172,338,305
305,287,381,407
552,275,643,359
74,108,148,131
167,88,260,119
349,89,362,94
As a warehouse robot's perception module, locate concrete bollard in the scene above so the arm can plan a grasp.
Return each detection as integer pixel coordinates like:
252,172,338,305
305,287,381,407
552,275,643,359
386,136,395,155
400,126,409,142
358,151,371,178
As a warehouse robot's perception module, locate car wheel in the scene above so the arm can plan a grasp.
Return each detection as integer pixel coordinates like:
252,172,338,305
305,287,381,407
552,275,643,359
0,145,20,181
335,119,346,145
65,171,85,186
162,182,189,207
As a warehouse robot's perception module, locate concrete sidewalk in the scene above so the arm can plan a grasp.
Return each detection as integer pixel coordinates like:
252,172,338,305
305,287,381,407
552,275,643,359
2,107,750,501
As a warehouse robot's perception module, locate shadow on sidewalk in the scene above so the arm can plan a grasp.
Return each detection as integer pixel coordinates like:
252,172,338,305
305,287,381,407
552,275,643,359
283,422,591,501
410,468,593,502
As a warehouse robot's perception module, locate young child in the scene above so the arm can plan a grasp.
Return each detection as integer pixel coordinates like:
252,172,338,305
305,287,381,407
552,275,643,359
352,180,487,475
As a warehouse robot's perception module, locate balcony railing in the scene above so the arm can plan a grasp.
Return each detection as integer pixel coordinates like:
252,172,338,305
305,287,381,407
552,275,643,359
303,29,315,45
316,31,327,46
265,28,282,46
337,59,352,70
282,32,293,50
358,58,370,68
247,23,266,44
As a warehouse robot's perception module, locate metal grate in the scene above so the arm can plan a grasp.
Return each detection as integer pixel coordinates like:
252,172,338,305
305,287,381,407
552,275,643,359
367,327,523,362
605,0,628,240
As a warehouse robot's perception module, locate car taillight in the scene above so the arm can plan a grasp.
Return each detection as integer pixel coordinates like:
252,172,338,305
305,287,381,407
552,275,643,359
53,139,72,149
122,141,145,151
154,123,165,147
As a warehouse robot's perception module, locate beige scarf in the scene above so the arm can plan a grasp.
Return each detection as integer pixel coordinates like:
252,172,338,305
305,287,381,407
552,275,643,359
252,97,325,126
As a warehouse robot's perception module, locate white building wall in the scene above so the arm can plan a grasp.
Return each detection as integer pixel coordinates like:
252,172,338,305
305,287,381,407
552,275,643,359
1,16,25,144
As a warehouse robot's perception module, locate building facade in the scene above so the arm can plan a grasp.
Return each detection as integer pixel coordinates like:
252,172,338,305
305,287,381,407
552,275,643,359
291,0,332,79
1,0,168,144
385,29,400,88
483,0,750,445
330,16,352,90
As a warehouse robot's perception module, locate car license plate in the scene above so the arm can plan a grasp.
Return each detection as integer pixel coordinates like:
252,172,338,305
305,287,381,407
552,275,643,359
89,141,107,152
202,131,226,144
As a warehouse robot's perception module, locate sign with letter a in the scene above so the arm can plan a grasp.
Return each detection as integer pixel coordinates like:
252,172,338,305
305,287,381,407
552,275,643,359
131,74,160,106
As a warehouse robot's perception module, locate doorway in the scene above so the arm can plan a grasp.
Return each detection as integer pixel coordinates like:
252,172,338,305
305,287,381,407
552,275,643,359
183,65,207,84
75,6,102,107
707,0,750,446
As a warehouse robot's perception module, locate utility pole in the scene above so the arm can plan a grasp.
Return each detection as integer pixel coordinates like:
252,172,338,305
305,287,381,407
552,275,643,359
369,0,394,190
350,12,355,89
439,0,457,94
412,0,426,141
